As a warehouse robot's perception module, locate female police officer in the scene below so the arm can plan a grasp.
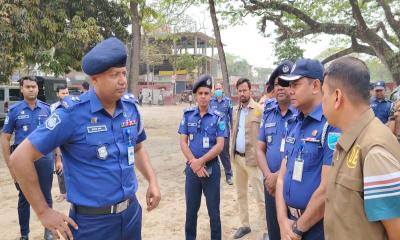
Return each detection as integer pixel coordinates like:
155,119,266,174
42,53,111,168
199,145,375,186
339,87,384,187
178,74,227,240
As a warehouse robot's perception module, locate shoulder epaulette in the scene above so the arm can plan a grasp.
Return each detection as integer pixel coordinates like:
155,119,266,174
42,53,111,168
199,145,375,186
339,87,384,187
61,94,88,110
184,106,196,112
9,101,23,111
122,93,138,104
38,100,50,107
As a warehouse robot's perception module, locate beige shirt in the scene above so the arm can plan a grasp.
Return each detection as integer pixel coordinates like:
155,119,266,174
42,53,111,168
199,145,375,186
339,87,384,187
324,109,400,240
230,98,262,166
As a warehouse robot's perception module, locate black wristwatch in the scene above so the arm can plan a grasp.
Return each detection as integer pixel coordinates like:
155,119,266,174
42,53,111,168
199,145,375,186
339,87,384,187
292,221,304,237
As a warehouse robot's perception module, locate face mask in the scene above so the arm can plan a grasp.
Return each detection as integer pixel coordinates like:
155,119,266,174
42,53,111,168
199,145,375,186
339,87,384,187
214,89,223,97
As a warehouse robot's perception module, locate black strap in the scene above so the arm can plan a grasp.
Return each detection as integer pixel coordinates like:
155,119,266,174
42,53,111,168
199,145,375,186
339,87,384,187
73,198,133,215
235,151,245,157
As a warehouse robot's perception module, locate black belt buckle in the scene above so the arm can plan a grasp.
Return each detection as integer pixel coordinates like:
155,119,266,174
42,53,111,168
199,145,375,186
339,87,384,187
73,198,132,215
235,151,245,157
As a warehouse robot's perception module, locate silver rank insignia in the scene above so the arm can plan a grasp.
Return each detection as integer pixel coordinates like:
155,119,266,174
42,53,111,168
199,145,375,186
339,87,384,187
23,125,28,132
97,145,108,160
267,135,272,143
189,134,193,140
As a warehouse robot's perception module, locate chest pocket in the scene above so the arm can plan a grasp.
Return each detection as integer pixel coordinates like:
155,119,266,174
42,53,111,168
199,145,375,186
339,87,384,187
16,117,31,130
187,123,198,134
122,126,139,145
302,141,323,171
336,172,363,193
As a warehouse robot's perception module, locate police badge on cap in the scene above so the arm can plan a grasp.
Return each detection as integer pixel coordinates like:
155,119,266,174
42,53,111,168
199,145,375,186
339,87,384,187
193,74,212,93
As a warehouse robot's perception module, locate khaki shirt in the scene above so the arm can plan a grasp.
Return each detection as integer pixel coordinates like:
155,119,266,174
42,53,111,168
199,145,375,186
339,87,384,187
324,109,400,240
230,98,262,166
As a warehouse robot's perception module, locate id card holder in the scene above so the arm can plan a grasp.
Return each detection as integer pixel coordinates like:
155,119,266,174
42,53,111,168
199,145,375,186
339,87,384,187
280,138,285,153
203,137,210,148
292,157,304,182
128,143,135,165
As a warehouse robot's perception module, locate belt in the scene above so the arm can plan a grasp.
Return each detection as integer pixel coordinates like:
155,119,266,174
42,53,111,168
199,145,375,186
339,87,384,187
235,151,245,157
72,197,134,215
288,206,304,219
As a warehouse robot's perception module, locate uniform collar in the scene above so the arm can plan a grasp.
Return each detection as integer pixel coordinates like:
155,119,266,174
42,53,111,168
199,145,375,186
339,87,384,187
193,106,213,116
299,104,323,121
240,98,257,110
372,97,388,102
337,108,374,152
21,100,40,110
88,89,123,115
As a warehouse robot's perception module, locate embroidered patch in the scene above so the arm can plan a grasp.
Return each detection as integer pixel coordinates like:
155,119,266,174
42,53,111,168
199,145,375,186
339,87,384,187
327,132,341,150
218,121,226,131
97,145,108,160
347,145,360,169
45,113,61,130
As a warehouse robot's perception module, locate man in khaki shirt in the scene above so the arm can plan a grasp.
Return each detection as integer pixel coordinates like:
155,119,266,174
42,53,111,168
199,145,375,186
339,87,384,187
231,78,265,238
322,56,400,240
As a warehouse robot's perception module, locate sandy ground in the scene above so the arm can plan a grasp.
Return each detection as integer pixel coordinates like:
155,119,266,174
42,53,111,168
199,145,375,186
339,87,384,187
0,105,266,240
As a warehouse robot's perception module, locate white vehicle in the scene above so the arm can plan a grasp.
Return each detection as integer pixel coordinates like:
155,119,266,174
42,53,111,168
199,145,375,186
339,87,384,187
0,85,23,120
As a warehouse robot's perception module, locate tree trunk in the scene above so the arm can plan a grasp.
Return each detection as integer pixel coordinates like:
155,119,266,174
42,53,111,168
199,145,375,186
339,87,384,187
208,0,231,96
128,1,141,96
387,53,400,86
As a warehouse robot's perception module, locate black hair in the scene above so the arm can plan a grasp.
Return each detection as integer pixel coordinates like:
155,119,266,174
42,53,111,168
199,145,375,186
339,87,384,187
82,81,90,90
324,56,370,104
236,78,251,89
18,76,37,87
56,84,68,93
266,84,274,93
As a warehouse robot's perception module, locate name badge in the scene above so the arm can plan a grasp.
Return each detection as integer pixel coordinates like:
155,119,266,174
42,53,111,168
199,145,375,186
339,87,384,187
128,144,135,165
17,115,29,120
286,137,295,144
87,125,107,134
188,122,197,127
265,122,276,128
203,137,210,148
292,157,304,182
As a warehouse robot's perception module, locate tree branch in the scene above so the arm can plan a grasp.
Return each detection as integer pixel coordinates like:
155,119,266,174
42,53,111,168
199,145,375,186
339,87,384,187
376,0,400,41
322,37,377,64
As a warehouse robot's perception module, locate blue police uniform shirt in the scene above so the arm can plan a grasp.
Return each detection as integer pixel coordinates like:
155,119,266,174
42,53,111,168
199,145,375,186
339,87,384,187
178,106,228,159
2,100,51,145
28,90,146,207
283,104,340,209
258,104,298,173
209,96,233,130
264,97,277,111
370,98,392,124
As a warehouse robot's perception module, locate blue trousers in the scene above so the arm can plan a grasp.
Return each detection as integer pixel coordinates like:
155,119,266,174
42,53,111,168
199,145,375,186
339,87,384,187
70,195,142,240
218,135,232,179
288,211,324,240
185,160,221,240
264,189,280,240
16,156,53,236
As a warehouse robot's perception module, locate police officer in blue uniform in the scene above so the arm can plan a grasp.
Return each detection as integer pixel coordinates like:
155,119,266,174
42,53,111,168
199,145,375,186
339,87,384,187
9,37,161,240
209,82,233,185
370,81,393,123
275,59,340,240
257,60,295,240
0,76,55,240
179,74,227,240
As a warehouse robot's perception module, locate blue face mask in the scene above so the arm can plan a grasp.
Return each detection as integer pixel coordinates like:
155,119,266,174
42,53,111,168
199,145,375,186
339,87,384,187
214,89,223,97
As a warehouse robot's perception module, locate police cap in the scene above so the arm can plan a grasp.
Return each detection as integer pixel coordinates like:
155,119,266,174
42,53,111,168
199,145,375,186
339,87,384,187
279,58,324,87
268,60,293,86
193,74,212,93
82,37,127,76
374,80,385,90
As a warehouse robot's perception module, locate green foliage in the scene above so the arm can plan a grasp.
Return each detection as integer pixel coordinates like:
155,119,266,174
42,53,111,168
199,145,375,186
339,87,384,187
0,0,130,83
176,54,206,73
274,39,304,64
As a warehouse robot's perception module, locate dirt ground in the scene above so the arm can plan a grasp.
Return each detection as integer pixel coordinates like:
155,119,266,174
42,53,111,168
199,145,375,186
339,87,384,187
0,105,266,240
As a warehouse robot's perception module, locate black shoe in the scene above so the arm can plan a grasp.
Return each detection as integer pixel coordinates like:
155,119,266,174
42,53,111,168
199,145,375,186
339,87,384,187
226,177,233,185
233,227,251,239
20,236,28,240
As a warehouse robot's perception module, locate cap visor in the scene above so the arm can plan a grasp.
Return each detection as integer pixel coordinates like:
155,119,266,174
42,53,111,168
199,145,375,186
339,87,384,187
279,74,303,81
374,86,384,90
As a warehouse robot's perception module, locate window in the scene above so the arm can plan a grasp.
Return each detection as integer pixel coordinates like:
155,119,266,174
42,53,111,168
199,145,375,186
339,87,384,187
9,89,22,101
0,89,4,101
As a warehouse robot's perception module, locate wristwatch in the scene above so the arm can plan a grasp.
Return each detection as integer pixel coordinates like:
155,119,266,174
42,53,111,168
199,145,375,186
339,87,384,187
292,221,304,237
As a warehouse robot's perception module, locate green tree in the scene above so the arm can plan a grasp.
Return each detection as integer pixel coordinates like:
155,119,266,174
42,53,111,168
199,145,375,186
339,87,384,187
0,0,130,83
274,39,304,64
241,0,400,84
225,53,253,77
